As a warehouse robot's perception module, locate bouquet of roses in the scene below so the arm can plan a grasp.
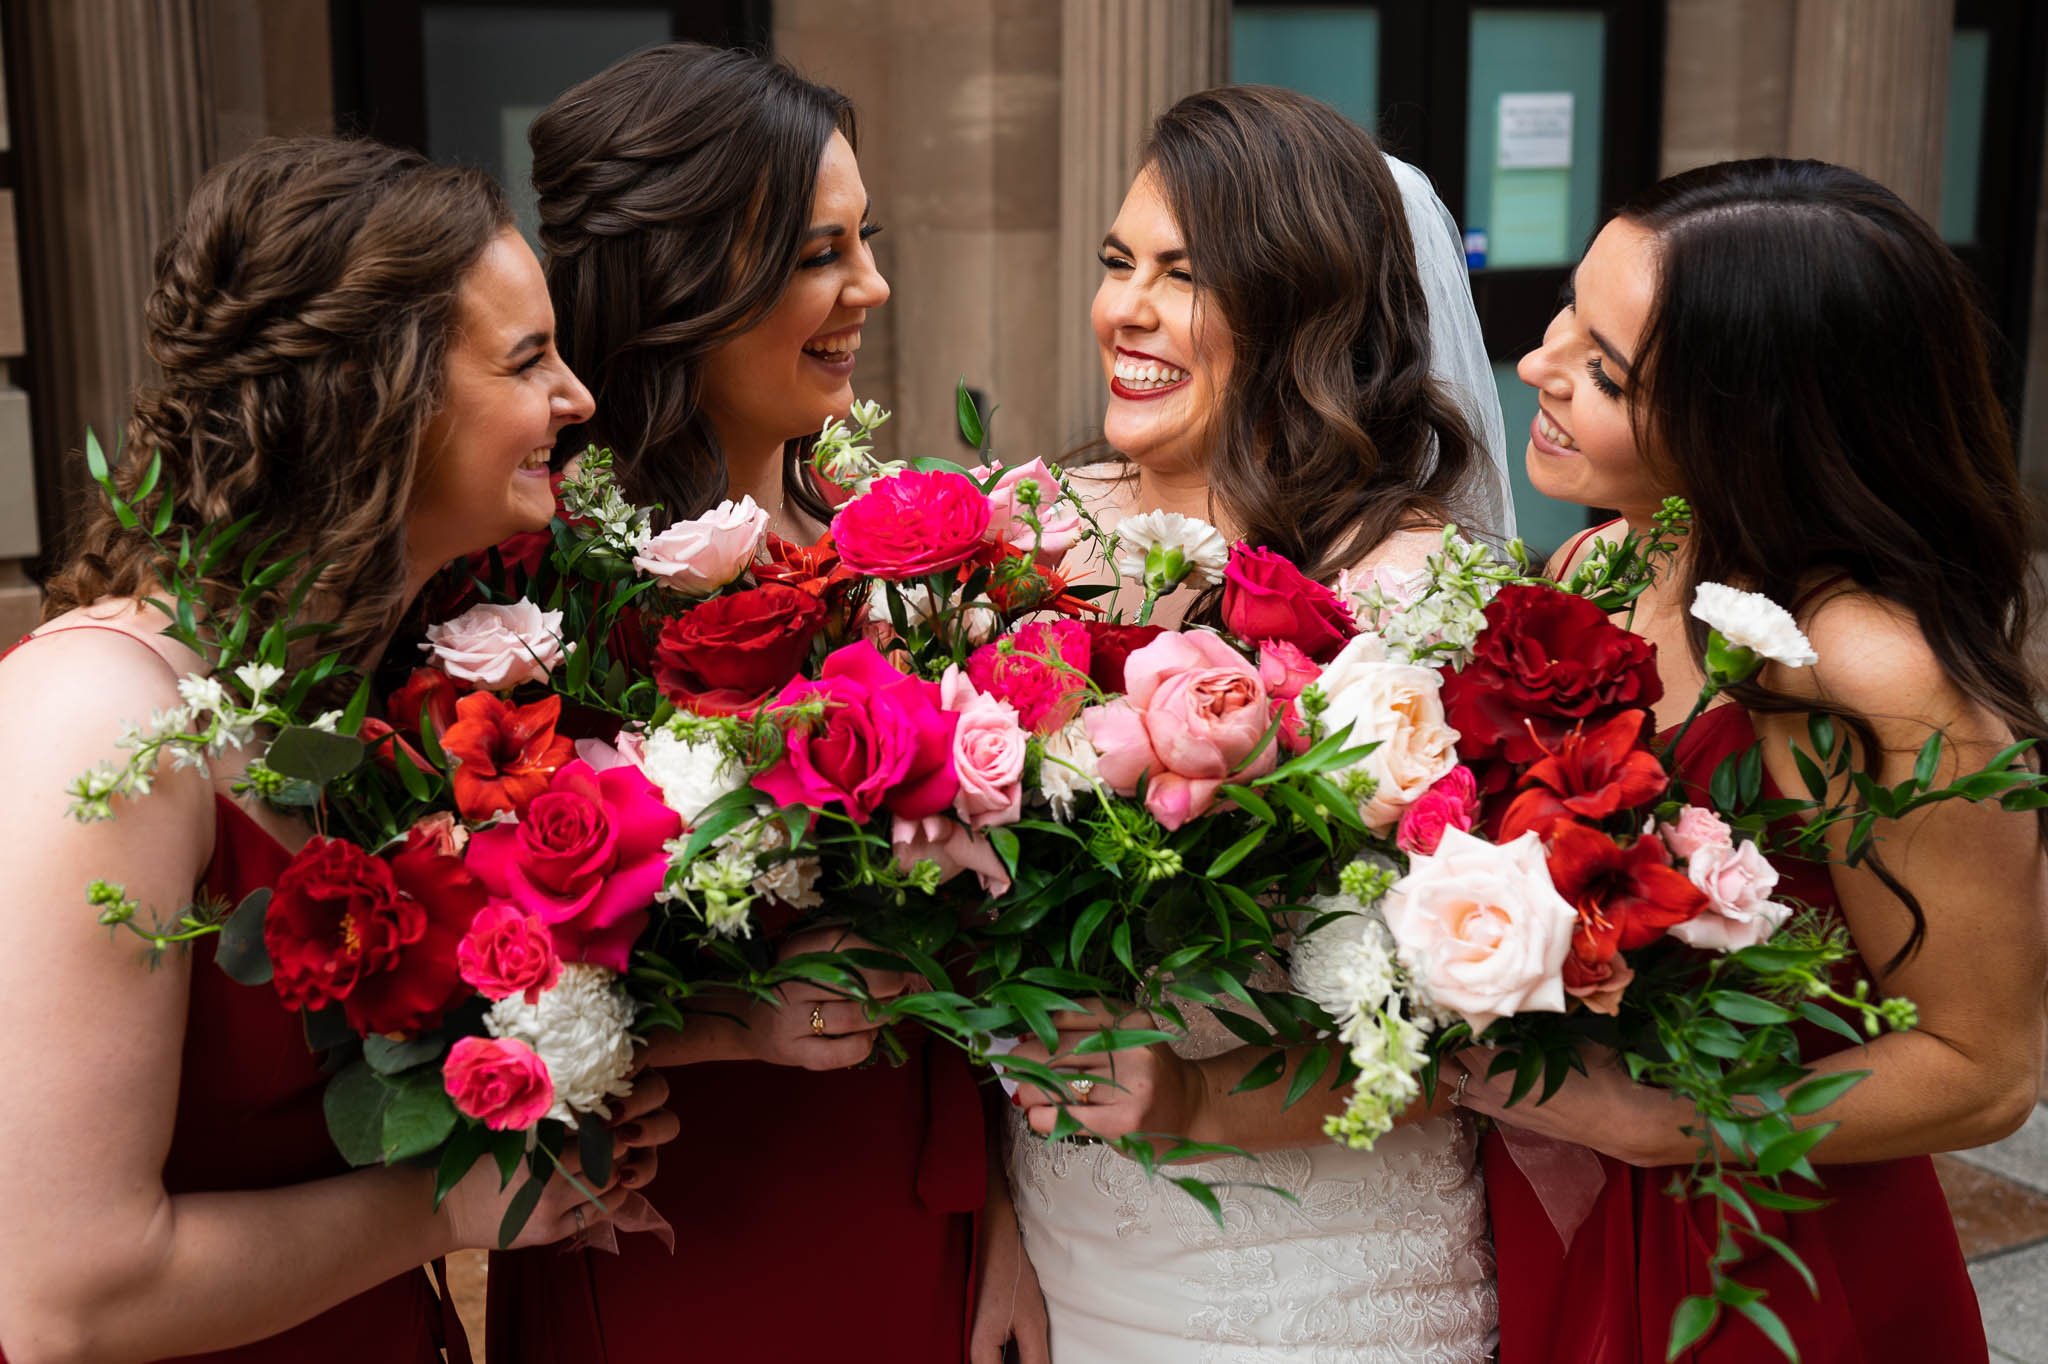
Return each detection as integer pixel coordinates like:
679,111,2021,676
68,433,664,1249
1285,505,2048,1359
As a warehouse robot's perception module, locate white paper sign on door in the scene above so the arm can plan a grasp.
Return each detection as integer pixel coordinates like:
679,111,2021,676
1497,92,1574,170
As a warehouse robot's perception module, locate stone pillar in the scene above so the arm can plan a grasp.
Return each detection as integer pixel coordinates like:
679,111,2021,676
1787,0,1954,220
1659,0,1797,176
1056,0,1228,448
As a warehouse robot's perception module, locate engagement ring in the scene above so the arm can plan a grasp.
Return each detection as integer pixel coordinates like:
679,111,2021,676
809,1004,827,1036
1069,1077,1096,1104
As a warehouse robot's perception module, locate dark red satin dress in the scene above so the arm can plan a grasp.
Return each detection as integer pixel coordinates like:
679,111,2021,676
1486,704,1987,1363
485,1041,983,1363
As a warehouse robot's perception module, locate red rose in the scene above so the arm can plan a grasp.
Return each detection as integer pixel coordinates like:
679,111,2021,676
1499,709,1669,841
1082,622,1165,694
653,582,826,714
265,830,484,1037
387,667,461,741
441,692,576,820
1219,545,1356,664
1441,585,1663,795
1543,821,1708,952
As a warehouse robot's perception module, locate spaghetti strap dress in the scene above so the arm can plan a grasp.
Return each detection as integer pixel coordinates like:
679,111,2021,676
1485,701,1986,1363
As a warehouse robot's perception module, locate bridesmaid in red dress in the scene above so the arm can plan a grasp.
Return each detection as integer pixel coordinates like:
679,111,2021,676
0,137,675,1363
484,45,986,1364
1449,158,2047,1362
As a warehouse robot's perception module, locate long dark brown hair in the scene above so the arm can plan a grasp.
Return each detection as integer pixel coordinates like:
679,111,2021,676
44,137,512,669
1618,157,2047,958
1129,84,1480,589
528,42,849,528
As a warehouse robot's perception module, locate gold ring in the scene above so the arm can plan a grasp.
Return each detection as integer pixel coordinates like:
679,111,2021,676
1069,1077,1095,1104
810,1004,827,1036
1453,1069,1471,1105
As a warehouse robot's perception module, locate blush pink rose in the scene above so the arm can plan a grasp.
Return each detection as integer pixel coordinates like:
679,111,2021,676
754,640,960,823
1396,766,1480,856
1382,828,1578,1036
422,598,569,690
941,667,1027,828
1082,630,1277,831
831,469,992,579
463,760,683,971
1671,840,1790,952
443,1036,555,1131
456,901,563,1004
632,496,770,596
891,814,1012,895
574,728,650,775
972,459,1082,565
1661,806,1735,860
967,620,1092,735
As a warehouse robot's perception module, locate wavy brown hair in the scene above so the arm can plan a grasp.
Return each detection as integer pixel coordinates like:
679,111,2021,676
1128,84,1479,590
528,42,850,528
1616,158,2047,960
43,137,512,669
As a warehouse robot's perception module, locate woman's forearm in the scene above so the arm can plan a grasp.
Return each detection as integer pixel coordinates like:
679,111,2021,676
1181,1042,1447,1157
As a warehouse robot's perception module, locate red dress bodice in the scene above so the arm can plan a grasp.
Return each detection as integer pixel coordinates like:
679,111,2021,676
1485,704,1987,1362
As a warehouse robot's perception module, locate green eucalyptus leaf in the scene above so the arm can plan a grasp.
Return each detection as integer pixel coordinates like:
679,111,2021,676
382,1071,459,1162
323,1062,393,1168
214,887,273,986
364,1031,444,1075
266,725,366,787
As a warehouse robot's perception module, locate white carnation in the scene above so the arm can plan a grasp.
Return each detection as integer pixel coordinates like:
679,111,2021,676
1690,583,1818,668
1034,718,1100,821
641,726,746,825
1113,510,1230,590
484,962,636,1128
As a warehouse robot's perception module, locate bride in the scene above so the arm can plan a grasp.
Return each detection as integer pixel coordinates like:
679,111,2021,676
983,85,1512,1364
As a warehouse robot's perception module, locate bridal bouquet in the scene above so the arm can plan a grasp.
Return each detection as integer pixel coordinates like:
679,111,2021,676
1287,506,2048,1360
68,434,660,1248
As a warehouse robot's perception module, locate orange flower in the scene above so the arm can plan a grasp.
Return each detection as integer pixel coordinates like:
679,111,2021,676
441,692,575,820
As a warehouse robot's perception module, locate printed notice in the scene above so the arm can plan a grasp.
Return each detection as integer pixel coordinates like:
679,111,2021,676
1497,92,1574,170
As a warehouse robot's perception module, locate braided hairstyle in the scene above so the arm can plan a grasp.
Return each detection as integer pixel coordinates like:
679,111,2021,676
44,137,513,670
528,42,850,528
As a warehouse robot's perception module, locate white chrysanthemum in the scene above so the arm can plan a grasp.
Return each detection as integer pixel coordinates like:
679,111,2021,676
1034,718,1100,821
641,726,746,825
869,584,1000,645
484,962,636,1128
1113,510,1230,590
1690,583,1818,668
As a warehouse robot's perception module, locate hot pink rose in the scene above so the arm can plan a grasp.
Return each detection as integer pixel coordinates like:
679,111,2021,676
1396,766,1480,856
422,598,569,690
831,469,992,579
967,620,1092,735
1661,805,1735,860
443,1036,555,1131
456,901,563,1004
463,760,682,971
941,667,1027,828
891,815,1012,895
754,641,960,823
1082,630,1278,830
1671,840,1790,952
972,459,1082,564
631,496,769,596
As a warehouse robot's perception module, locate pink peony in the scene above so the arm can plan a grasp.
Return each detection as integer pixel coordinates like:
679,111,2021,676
463,760,682,971
457,901,563,1004
1661,806,1734,861
967,620,1093,735
1396,766,1480,856
891,814,1012,895
444,1035,555,1131
941,668,1027,828
972,459,1082,564
754,641,960,824
831,469,992,580
631,496,769,596
1082,630,1278,830
422,599,569,690
1671,840,1791,952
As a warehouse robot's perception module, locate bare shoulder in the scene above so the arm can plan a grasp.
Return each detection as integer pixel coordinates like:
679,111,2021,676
1543,518,1626,580
1354,523,1447,580
0,603,203,778
1779,590,1993,743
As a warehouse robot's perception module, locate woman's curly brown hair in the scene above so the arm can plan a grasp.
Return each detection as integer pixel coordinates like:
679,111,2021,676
43,136,513,670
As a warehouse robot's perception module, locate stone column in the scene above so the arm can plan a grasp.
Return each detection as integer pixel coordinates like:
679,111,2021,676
1659,0,1797,176
1056,0,1228,448
1787,0,1954,220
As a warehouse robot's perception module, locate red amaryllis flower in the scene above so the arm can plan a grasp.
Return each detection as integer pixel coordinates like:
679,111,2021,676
1499,709,1669,841
1219,544,1356,663
1082,622,1165,694
265,828,485,1036
1543,821,1709,952
755,532,863,611
386,667,461,741
1440,585,1663,795
441,692,576,820
653,582,827,715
